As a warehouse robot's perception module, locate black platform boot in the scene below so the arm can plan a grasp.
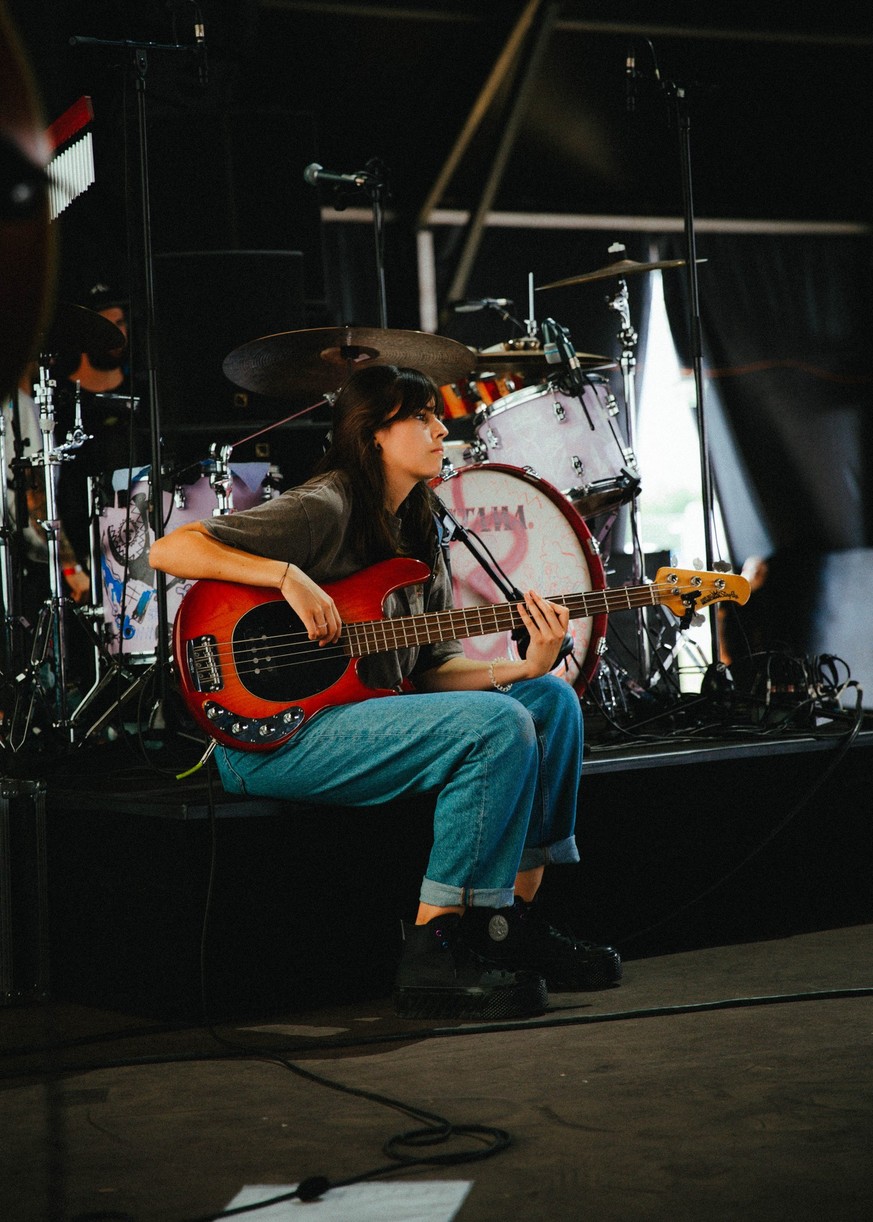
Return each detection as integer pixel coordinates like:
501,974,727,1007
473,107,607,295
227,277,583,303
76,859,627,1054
393,913,548,1020
460,899,622,991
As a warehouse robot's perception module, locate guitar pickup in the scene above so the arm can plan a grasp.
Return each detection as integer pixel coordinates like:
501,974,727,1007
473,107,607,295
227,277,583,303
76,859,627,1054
187,634,222,693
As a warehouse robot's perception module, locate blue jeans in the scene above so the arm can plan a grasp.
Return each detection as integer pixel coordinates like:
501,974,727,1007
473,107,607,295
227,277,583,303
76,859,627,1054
214,674,583,909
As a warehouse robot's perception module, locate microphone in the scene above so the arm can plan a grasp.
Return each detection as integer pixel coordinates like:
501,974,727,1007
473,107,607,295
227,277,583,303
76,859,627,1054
303,163,380,189
541,317,563,366
541,317,588,396
452,297,513,314
625,44,636,114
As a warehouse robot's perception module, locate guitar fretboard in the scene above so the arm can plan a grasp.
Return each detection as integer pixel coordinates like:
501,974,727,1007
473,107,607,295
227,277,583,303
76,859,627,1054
340,581,673,658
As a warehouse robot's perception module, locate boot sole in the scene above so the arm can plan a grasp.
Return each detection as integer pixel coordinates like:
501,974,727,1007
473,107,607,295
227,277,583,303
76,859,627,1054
394,976,547,1021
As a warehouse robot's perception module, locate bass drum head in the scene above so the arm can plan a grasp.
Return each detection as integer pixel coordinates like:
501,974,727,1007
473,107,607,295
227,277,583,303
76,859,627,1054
432,463,607,692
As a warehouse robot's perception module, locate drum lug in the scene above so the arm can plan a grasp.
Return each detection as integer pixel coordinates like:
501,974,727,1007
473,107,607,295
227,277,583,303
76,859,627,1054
522,464,542,481
571,454,585,479
552,398,566,422
484,426,501,450
467,439,487,463
606,393,620,417
595,635,608,656
586,534,602,557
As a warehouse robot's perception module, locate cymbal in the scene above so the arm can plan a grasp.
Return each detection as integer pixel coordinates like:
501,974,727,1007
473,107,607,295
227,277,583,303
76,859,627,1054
223,326,476,397
475,344,615,371
40,302,126,357
536,257,707,291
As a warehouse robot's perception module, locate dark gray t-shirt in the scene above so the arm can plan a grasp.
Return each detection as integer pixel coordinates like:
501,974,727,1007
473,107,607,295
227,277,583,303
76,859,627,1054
203,470,463,690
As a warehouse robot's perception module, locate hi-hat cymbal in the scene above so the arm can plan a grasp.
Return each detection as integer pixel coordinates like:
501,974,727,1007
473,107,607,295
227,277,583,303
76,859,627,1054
475,343,615,371
40,302,126,357
223,326,476,397
537,257,707,291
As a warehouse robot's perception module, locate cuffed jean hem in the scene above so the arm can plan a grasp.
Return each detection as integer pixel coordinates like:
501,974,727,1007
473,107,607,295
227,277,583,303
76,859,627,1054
517,834,580,873
419,878,516,909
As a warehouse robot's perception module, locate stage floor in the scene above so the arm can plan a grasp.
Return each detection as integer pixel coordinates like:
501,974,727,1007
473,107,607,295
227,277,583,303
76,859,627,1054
2,923,872,1222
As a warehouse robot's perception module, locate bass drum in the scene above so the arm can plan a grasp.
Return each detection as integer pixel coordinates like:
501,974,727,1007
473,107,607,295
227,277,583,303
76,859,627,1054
99,462,273,658
432,463,607,693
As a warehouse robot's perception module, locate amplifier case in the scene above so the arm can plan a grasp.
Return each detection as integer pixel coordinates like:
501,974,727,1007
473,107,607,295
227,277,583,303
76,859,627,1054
0,778,50,1006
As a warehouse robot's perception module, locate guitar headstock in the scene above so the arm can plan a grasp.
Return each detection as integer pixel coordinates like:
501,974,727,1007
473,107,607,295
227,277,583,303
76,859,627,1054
653,568,751,620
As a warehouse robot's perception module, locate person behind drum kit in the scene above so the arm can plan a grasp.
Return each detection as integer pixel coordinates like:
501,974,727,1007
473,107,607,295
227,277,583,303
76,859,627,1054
57,281,136,566
149,364,622,1020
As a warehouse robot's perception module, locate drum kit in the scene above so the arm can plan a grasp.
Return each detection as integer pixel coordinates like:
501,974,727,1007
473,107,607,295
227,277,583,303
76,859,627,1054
216,250,687,696
0,250,691,754
0,305,280,753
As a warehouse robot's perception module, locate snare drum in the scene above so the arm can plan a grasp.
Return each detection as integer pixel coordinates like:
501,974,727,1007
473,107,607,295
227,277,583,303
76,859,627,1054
474,380,640,517
432,463,607,692
99,462,270,657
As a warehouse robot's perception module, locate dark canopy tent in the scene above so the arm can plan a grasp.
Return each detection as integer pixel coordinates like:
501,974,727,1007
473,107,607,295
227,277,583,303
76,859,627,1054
6,0,873,687
660,230,873,560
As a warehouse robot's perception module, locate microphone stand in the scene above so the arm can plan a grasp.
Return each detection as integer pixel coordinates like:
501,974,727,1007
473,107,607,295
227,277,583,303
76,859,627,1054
363,160,390,329
433,497,524,606
432,493,574,665
662,74,721,667
70,33,200,731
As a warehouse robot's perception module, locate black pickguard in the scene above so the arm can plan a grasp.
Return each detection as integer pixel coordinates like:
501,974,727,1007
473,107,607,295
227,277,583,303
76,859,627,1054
232,601,348,702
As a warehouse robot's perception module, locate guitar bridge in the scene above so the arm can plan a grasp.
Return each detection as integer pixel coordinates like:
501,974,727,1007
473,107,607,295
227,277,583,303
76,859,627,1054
187,634,222,693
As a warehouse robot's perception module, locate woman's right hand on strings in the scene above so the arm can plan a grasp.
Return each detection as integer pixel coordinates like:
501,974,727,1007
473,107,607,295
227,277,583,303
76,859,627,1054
280,563,342,645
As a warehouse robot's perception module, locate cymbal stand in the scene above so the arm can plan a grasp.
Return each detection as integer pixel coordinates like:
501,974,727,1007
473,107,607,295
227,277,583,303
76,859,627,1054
18,366,93,742
605,256,651,681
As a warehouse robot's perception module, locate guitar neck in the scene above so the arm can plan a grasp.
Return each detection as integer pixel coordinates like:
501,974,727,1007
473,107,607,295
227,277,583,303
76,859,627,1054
343,581,664,658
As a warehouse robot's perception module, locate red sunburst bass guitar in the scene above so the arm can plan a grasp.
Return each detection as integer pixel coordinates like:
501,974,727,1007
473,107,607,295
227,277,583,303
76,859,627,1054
172,557,749,751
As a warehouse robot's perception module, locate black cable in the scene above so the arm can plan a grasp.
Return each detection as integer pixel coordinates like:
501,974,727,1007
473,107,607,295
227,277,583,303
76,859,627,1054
181,759,512,1219
5,982,873,1086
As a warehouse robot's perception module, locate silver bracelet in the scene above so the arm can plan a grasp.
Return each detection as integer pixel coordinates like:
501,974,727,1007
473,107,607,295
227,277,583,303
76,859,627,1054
488,657,513,693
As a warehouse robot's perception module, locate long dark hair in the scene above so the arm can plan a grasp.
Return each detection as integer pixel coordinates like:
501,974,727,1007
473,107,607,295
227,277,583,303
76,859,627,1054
312,364,443,563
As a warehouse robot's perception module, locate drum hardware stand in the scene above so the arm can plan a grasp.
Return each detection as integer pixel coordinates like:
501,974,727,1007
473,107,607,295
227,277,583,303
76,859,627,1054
64,471,149,746
0,396,23,680
524,271,538,342
3,369,100,748
208,442,235,515
603,242,653,687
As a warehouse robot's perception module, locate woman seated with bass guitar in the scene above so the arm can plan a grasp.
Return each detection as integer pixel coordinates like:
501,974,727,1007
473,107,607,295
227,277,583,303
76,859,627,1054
149,364,622,1020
